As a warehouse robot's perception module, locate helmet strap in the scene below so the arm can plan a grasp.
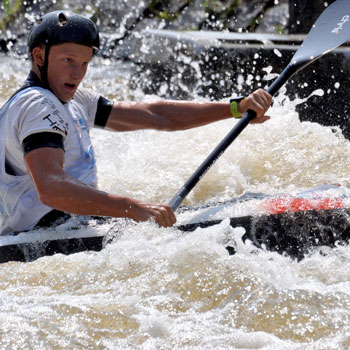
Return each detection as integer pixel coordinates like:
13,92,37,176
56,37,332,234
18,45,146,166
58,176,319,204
37,44,51,90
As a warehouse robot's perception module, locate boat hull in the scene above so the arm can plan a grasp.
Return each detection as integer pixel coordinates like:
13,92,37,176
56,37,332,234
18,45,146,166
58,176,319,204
179,208,350,260
2,185,350,263
1,207,349,263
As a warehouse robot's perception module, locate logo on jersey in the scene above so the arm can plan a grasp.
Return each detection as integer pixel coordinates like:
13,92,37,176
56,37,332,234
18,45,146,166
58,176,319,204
42,114,68,135
332,15,350,34
41,98,69,135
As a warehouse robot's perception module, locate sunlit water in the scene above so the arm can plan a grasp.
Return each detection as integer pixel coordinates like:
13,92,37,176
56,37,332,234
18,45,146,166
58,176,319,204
1,52,350,349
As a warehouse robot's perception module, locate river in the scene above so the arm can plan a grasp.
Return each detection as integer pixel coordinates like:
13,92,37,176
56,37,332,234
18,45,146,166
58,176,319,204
1,49,350,349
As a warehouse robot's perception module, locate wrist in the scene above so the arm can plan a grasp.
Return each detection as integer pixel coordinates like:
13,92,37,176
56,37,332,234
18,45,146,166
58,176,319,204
229,96,245,119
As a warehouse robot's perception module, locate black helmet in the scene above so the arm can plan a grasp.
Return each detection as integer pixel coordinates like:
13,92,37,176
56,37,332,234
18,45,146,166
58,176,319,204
28,10,100,55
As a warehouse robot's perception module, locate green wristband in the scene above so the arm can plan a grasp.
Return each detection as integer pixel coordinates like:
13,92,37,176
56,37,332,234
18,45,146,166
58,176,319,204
229,96,245,119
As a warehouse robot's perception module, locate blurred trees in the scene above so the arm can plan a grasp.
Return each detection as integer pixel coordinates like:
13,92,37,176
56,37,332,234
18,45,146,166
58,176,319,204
0,0,341,34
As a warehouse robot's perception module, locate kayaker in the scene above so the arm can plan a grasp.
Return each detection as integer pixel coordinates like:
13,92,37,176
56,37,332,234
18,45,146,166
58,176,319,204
0,10,272,234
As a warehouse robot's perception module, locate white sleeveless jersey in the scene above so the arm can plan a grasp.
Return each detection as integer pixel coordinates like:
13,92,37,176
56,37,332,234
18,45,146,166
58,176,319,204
0,86,100,234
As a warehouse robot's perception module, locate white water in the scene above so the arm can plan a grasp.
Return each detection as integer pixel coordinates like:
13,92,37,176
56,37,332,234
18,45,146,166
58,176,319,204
1,53,350,349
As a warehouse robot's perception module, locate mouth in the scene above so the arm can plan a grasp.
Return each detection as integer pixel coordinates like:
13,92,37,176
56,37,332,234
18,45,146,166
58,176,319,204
64,83,77,91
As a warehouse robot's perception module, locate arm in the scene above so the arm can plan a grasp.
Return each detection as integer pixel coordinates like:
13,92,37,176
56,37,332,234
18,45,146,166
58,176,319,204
24,147,176,227
105,89,272,132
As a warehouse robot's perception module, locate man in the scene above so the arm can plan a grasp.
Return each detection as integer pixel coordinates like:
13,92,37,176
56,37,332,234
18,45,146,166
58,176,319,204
0,11,272,234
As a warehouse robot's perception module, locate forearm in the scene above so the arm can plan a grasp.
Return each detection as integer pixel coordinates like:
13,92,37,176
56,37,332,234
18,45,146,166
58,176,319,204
106,100,232,132
37,173,141,219
25,146,176,227
39,175,176,226
145,100,232,131
106,88,272,132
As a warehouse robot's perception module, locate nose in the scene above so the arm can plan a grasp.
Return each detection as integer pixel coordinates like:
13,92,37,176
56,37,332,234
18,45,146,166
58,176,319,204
71,63,86,81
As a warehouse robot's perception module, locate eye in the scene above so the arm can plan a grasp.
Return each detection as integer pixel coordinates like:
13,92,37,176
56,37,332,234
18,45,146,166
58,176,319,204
64,58,72,63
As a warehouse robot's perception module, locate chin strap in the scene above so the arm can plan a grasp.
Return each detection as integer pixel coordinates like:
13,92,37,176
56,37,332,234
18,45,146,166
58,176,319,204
37,44,51,90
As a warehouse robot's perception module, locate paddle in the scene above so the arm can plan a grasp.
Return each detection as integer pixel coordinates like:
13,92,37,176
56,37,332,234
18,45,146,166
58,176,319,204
168,0,350,211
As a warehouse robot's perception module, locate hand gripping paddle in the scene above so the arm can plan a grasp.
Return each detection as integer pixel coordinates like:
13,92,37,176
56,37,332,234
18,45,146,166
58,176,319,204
169,0,350,211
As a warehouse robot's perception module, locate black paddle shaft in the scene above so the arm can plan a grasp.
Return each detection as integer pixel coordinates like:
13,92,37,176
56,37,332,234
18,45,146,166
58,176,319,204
169,0,350,211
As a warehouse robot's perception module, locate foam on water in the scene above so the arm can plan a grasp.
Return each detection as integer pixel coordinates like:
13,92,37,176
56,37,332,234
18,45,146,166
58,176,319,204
1,53,350,349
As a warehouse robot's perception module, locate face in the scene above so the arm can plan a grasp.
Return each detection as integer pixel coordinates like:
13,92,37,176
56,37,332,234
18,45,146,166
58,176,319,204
45,43,93,102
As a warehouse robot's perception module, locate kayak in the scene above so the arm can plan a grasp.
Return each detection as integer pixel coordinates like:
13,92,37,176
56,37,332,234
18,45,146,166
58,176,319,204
1,184,350,263
178,184,350,260
179,205,350,261
0,221,110,264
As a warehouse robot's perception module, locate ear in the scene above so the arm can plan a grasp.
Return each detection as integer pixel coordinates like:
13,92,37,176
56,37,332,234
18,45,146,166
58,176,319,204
32,46,45,67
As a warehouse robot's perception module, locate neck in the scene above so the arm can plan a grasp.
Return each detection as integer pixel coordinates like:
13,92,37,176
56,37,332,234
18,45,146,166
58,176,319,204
31,63,50,91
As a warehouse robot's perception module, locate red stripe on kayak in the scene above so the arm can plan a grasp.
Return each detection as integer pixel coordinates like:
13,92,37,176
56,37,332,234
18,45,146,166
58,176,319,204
262,197,344,214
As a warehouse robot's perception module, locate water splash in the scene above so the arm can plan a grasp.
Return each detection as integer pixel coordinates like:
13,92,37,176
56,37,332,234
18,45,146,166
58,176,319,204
1,24,350,350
